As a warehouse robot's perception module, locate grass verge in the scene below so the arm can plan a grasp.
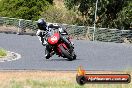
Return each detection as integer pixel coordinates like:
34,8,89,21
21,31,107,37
0,48,7,58
0,71,131,88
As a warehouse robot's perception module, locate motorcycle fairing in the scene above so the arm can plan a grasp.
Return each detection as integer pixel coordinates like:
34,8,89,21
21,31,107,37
48,33,60,45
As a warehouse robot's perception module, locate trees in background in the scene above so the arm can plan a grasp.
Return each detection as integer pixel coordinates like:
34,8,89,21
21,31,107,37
41,5,77,24
64,0,132,29
0,0,53,20
115,1,132,29
0,0,131,29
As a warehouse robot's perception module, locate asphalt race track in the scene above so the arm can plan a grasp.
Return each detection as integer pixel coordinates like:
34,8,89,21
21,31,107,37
0,33,132,71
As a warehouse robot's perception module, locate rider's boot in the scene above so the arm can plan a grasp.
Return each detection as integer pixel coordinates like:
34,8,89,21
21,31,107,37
45,45,51,59
45,50,50,59
45,45,55,59
45,51,55,59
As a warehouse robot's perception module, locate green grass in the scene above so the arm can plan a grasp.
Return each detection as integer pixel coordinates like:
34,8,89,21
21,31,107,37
10,80,23,88
8,79,132,88
0,48,7,58
0,71,131,88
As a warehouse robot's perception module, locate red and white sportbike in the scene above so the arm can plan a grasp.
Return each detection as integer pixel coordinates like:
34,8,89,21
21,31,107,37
46,29,76,61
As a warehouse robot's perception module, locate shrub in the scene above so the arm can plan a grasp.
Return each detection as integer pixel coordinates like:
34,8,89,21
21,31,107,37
0,48,7,57
41,5,77,24
0,0,53,20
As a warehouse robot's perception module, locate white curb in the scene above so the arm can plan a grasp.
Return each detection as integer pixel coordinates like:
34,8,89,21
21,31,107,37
0,51,21,62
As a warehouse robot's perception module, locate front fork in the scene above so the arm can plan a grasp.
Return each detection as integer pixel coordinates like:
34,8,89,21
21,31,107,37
60,34,73,49
60,35,74,56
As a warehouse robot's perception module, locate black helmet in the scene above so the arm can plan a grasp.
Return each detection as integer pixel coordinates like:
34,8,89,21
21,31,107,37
37,18,47,31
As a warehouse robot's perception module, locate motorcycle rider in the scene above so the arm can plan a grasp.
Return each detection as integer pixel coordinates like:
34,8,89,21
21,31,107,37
36,18,73,59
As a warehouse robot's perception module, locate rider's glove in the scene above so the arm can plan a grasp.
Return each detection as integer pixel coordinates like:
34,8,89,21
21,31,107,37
42,38,47,46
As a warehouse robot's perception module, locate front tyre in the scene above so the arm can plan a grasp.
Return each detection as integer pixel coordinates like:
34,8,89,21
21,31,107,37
73,53,76,60
71,50,76,60
59,45,73,61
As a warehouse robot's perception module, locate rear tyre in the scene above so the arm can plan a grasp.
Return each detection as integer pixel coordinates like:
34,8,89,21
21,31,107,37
59,45,73,61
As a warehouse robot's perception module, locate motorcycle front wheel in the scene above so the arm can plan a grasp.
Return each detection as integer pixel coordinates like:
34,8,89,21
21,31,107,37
59,45,74,61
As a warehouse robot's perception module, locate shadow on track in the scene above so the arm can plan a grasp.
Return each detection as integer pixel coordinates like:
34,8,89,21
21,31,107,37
44,58,81,62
